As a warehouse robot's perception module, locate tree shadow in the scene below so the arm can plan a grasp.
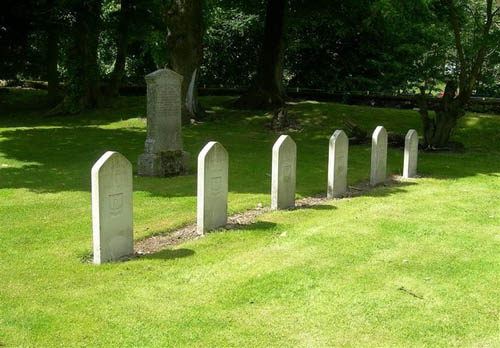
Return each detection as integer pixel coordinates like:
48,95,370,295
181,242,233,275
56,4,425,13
294,204,337,211
0,90,146,128
225,220,277,232
0,126,146,193
141,248,195,261
0,91,498,200
357,180,418,199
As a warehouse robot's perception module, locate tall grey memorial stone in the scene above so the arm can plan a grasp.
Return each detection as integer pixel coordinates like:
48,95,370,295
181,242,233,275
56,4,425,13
138,68,189,177
328,130,349,198
92,151,133,264
197,142,228,235
403,129,418,178
271,135,297,210
370,126,388,186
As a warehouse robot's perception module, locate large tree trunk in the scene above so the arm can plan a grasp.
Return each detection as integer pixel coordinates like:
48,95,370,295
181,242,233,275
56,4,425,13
418,81,464,149
45,0,60,105
106,0,131,97
49,0,102,115
166,0,203,124
236,0,288,109
73,0,102,109
46,21,59,104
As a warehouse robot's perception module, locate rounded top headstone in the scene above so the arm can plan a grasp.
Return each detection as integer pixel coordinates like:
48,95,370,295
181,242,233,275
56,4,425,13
372,126,388,147
272,135,296,153
331,129,348,143
406,129,418,140
145,68,184,84
372,126,387,139
198,141,228,162
91,151,132,176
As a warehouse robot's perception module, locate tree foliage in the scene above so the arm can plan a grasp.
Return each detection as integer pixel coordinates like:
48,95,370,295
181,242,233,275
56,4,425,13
0,0,499,118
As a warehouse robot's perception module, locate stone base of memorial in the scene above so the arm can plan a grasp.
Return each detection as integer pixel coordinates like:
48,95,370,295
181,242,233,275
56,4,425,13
138,150,190,177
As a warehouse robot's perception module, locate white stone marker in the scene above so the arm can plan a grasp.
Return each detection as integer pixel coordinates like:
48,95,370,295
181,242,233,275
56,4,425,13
197,142,228,234
370,126,388,186
271,135,297,210
92,151,133,264
403,129,418,178
328,130,349,198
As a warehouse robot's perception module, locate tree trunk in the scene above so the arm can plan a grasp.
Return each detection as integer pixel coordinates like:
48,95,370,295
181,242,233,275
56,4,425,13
46,0,60,105
107,0,131,97
236,0,288,109
418,81,464,149
48,0,102,115
46,21,59,105
166,0,203,124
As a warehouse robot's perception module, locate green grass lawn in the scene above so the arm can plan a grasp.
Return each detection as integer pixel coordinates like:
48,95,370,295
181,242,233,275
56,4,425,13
0,89,499,347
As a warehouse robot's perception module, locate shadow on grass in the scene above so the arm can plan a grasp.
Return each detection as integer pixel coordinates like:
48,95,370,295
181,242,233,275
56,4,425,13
1,123,498,199
360,180,418,198
0,91,499,199
137,221,277,260
142,248,195,260
226,220,277,232
0,90,146,128
295,204,337,211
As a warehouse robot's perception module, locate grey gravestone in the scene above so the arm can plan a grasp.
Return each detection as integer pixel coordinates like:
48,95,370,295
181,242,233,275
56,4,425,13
370,126,388,186
403,129,418,178
92,151,133,264
328,130,349,198
197,142,228,234
271,135,297,210
138,68,189,177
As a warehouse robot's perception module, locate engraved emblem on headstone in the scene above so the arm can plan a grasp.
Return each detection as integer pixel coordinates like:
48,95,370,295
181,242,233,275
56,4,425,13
283,165,292,183
327,130,349,198
92,151,133,264
210,176,222,196
109,193,124,216
197,142,228,234
271,135,297,210
403,129,418,179
370,126,388,186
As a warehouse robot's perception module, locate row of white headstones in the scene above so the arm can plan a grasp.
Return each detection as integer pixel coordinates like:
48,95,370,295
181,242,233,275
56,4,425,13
91,126,419,264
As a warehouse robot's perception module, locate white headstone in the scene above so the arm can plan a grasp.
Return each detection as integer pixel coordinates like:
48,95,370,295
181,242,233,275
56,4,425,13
92,151,133,264
138,68,189,177
328,130,349,198
197,142,228,234
271,135,297,210
403,129,418,178
370,126,388,186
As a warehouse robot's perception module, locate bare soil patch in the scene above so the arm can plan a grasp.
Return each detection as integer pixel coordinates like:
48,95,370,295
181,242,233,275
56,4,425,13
135,176,408,256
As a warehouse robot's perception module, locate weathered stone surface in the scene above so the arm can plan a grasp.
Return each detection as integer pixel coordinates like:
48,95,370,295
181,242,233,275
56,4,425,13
197,142,228,234
271,135,296,210
403,129,418,178
138,150,189,177
328,130,349,198
138,68,189,176
92,151,133,264
370,126,388,186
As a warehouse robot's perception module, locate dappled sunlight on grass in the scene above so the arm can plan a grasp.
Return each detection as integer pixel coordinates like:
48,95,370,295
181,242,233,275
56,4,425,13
0,90,499,346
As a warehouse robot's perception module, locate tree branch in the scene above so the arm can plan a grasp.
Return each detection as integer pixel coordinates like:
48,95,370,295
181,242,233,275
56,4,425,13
463,0,495,101
446,0,467,91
